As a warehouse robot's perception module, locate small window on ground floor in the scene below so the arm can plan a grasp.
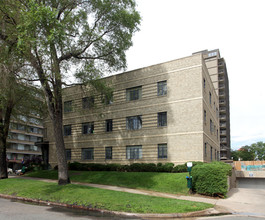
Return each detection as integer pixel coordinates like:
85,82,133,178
65,149,71,160
158,144,167,158
105,147,112,160
82,148,94,160
126,145,142,159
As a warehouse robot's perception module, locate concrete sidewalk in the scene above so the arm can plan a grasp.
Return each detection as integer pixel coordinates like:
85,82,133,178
9,176,265,218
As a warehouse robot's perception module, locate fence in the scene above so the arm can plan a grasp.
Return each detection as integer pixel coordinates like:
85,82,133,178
234,161,265,171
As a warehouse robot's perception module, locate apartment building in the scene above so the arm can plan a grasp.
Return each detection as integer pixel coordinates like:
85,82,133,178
44,52,222,167
193,49,231,160
7,116,44,170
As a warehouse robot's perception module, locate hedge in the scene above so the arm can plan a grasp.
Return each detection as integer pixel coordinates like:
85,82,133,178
66,161,203,173
191,162,232,197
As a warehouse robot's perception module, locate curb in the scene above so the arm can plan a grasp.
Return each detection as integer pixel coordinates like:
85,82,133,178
0,193,231,219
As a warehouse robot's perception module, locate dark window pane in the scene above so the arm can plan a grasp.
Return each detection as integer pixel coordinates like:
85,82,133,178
158,112,167,127
105,147,112,159
157,81,167,96
126,116,142,130
106,119,113,132
158,144,167,158
126,86,142,101
82,148,94,160
64,125,72,136
66,149,71,160
82,122,94,134
64,101,72,113
82,97,94,109
126,146,142,159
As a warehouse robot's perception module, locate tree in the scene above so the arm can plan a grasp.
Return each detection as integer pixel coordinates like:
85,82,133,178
231,142,265,161
0,41,44,179
0,0,140,184
250,142,265,160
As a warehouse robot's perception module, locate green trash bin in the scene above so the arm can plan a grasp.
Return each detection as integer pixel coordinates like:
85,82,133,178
186,176,192,189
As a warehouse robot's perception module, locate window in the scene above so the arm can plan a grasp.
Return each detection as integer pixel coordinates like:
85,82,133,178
66,149,71,160
64,125,72,136
210,146,213,161
158,112,167,127
157,81,167,96
217,129,219,139
204,143,207,158
64,101,72,113
82,122,94,134
106,119,113,132
203,78,206,89
126,116,142,130
158,144,167,159
105,147,112,159
126,86,142,101
102,93,113,105
209,92,212,105
17,124,26,131
126,145,142,159
210,119,213,133
82,97,94,109
215,149,217,160
82,148,94,160
204,110,206,124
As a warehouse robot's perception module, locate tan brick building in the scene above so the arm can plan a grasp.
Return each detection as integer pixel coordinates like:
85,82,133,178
44,51,222,167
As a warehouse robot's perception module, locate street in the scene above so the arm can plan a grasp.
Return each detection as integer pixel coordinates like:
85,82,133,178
0,198,139,220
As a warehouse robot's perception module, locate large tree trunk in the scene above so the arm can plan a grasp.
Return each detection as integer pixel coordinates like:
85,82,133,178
52,111,70,185
0,141,8,179
0,102,13,179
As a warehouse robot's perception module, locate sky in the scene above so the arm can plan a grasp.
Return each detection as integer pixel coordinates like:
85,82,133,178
121,0,265,150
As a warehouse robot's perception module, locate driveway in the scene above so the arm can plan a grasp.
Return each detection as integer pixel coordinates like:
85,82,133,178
216,188,265,217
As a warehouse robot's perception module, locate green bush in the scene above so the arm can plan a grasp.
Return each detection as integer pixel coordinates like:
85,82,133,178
67,161,204,173
191,162,232,197
172,164,187,173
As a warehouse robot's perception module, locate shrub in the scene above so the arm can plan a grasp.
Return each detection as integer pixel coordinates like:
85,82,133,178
172,164,187,173
191,162,232,197
157,163,174,172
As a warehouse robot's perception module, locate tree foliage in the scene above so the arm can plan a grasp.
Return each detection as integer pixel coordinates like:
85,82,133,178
231,141,265,161
0,0,140,184
0,40,45,179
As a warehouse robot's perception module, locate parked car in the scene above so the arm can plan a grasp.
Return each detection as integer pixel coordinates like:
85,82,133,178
7,168,13,174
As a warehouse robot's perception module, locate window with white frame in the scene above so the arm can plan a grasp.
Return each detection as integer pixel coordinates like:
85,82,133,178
126,116,142,130
126,145,142,159
158,144,167,158
126,86,142,101
157,81,167,96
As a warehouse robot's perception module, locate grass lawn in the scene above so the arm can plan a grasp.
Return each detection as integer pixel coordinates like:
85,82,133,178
25,170,189,195
0,178,212,214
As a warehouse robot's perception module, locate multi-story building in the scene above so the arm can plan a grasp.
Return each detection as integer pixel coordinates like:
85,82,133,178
7,116,44,170
44,51,223,167
193,49,231,160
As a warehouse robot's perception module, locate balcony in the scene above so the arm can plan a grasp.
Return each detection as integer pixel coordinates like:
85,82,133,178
219,100,226,106
219,107,226,112
220,123,226,128
220,130,226,136
220,115,226,121
218,77,225,82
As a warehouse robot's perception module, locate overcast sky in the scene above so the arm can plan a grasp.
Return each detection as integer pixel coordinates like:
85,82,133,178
122,0,265,150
